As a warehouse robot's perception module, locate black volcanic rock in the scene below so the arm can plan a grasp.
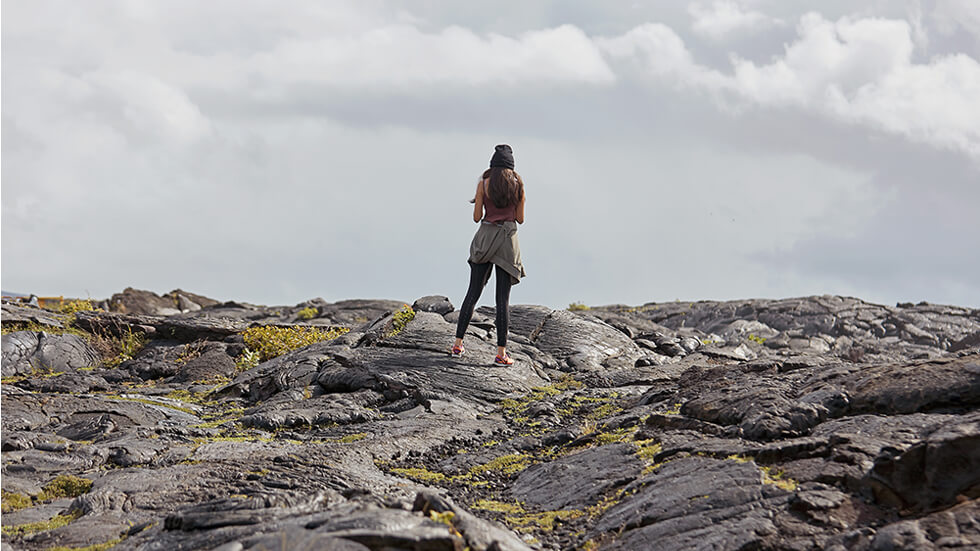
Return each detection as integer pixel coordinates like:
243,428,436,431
2,294,979,551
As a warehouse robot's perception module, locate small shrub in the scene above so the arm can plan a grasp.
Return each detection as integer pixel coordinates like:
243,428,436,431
1,490,32,512
235,348,261,372
242,325,349,361
96,328,147,368
469,453,532,476
568,302,590,311
37,475,93,501
59,299,96,315
296,307,317,320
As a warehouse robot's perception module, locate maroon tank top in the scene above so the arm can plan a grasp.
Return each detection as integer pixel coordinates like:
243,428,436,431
482,179,517,223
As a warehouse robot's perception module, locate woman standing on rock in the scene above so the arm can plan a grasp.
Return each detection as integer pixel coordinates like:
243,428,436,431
449,144,526,366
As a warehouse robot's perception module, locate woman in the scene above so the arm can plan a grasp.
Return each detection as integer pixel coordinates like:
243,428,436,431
450,144,526,366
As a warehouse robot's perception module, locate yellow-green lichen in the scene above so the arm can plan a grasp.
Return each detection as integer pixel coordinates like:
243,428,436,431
296,307,317,320
469,453,533,476
1,509,83,536
1,490,33,512
389,468,447,484
321,433,367,444
388,304,416,336
37,475,93,501
506,509,585,533
594,427,636,445
242,325,349,362
761,466,799,491
634,440,662,462
472,499,526,514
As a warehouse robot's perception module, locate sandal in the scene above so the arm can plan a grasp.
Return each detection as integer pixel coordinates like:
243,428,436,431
493,354,514,367
449,344,465,357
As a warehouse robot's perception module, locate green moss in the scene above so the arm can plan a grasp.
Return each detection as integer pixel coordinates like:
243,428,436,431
390,468,447,484
165,389,213,405
567,302,590,311
194,435,274,444
634,440,662,462
761,466,799,491
1,490,33,512
726,454,754,464
469,453,532,476
585,488,629,519
747,334,767,344
1,509,83,536
505,509,585,533
37,475,93,501
242,325,349,361
594,427,635,445
387,304,416,336
1,366,66,384
585,400,623,421
500,377,585,422
296,307,317,320
472,499,526,514
57,299,96,315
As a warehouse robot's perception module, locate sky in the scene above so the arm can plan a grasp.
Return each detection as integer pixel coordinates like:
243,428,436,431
2,0,979,309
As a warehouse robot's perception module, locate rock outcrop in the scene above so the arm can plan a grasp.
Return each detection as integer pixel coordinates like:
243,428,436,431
2,293,978,551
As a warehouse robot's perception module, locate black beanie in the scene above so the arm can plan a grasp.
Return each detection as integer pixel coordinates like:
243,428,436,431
489,144,515,170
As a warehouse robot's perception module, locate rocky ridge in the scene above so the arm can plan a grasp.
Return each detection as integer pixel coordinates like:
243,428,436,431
2,290,979,551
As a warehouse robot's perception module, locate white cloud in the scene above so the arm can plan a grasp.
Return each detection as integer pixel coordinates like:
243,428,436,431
689,0,783,40
602,12,980,161
88,72,213,144
931,0,980,40
727,13,980,159
250,23,616,89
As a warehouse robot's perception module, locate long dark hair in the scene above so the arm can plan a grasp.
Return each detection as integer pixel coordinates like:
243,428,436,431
481,167,524,208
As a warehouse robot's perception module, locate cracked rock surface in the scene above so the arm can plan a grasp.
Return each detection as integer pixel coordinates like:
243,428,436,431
2,292,979,551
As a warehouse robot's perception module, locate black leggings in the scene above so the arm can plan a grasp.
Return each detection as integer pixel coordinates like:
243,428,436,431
455,262,512,347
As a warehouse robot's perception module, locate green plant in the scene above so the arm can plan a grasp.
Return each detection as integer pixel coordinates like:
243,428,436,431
241,325,349,361
469,453,532,476
747,334,767,344
59,299,97,315
100,329,146,368
568,302,590,311
37,475,93,501
235,348,261,372
390,467,447,483
388,304,415,336
1,490,32,512
1,509,83,536
296,307,317,320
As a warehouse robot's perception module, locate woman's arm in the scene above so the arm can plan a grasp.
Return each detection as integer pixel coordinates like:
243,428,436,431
473,179,484,223
515,185,525,224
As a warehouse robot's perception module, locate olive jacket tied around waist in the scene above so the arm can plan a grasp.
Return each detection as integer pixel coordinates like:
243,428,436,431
468,220,526,285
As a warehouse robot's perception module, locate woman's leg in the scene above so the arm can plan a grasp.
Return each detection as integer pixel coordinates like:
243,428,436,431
494,264,513,353
455,262,493,344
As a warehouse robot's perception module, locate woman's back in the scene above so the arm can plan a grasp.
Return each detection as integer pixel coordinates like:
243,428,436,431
482,177,518,223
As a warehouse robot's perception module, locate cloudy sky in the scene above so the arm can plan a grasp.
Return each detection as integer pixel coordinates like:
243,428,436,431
3,0,979,309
